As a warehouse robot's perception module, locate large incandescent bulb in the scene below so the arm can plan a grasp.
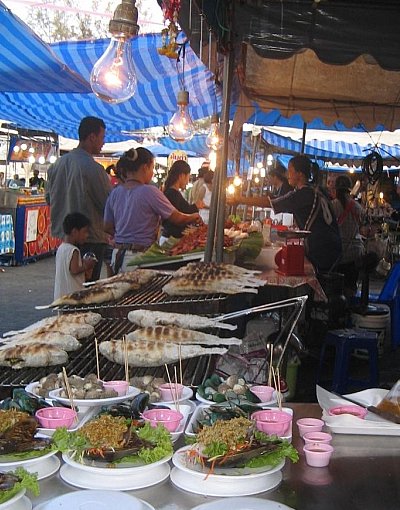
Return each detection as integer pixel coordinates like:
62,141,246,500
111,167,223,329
206,113,222,150
168,90,195,142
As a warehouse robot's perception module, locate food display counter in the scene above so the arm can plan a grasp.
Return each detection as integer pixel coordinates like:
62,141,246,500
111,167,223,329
30,403,400,510
0,189,60,264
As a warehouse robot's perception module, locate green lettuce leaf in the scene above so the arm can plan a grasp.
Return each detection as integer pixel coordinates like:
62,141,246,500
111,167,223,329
0,467,39,505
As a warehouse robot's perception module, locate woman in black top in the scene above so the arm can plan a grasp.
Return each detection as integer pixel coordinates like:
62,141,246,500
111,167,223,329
161,160,203,240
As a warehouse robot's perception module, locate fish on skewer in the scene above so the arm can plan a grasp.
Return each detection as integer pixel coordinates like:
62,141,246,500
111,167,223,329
37,282,132,308
0,331,81,352
126,326,241,346
99,339,228,367
0,343,69,369
175,262,262,278
3,323,94,340
127,309,237,331
83,269,159,287
162,276,260,296
3,312,102,337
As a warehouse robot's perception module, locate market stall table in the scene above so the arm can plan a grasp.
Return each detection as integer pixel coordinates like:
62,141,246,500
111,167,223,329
0,188,60,264
29,402,400,510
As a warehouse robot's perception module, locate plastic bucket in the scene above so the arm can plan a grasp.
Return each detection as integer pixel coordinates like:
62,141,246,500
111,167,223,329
351,304,390,356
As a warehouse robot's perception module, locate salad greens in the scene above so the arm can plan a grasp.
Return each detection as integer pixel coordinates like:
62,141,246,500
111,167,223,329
199,430,298,470
0,448,52,462
52,422,173,465
0,467,39,504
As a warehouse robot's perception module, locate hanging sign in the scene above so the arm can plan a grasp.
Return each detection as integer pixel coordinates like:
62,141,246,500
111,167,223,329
167,150,187,168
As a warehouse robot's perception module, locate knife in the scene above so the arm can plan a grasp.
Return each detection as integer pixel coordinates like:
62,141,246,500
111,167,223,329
331,392,400,425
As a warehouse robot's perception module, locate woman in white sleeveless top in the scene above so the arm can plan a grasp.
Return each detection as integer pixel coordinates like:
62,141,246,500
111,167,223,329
198,170,214,224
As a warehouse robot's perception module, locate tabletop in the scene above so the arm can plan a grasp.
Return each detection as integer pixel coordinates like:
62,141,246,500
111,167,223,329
31,402,400,510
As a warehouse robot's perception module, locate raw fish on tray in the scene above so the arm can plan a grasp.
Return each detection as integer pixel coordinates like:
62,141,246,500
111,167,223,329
99,339,227,367
127,309,237,331
126,326,241,347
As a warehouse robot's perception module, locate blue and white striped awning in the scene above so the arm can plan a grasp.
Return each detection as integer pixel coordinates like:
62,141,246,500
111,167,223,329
159,135,209,158
262,129,400,160
0,2,89,94
0,3,221,142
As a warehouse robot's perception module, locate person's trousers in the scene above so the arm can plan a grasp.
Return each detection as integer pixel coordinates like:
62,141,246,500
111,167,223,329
80,243,106,281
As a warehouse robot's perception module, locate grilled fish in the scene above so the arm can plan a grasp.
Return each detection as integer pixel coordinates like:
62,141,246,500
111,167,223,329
127,326,241,346
0,343,68,369
99,339,227,367
127,309,237,331
3,312,102,337
0,331,81,352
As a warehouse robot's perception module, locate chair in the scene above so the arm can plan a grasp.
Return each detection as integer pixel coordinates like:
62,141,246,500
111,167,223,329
317,328,379,394
369,262,400,349
355,261,400,349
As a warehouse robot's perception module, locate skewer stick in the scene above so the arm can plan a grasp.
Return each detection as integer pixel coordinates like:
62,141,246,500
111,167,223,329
164,364,178,409
174,365,180,413
94,337,100,381
271,366,280,410
62,367,77,422
276,367,282,411
178,343,183,386
268,344,273,387
123,335,129,384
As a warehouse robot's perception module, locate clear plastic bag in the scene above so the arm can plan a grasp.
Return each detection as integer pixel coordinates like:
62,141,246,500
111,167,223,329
377,379,400,416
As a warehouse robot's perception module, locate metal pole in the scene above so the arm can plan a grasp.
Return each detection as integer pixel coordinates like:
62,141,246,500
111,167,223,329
300,121,307,154
215,48,235,263
243,133,259,220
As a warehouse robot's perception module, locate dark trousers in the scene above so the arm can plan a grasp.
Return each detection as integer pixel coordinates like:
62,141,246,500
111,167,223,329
80,243,106,282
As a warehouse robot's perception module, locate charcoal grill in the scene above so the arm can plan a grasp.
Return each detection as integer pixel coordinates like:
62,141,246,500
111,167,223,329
55,274,253,318
0,318,219,395
0,296,308,400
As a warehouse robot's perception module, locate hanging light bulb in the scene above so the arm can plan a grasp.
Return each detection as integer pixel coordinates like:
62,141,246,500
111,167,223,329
168,90,195,142
254,176,260,184
90,0,139,104
233,175,242,187
49,155,57,164
20,143,27,151
267,154,274,166
206,113,222,150
29,146,35,154
260,167,266,178
38,156,46,165
208,149,217,171
28,154,35,164
13,145,20,153
227,184,235,195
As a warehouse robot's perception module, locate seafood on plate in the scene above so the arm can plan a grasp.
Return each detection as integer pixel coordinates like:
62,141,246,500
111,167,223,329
99,339,227,367
0,468,40,504
0,409,51,456
86,269,158,288
0,389,51,415
34,373,118,400
128,309,237,331
54,412,173,464
186,417,298,472
126,326,241,347
129,376,166,403
197,373,261,404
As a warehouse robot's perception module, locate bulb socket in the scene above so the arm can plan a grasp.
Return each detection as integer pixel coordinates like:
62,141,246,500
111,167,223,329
109,0,139,38
177,90,189,105
210,113,219,124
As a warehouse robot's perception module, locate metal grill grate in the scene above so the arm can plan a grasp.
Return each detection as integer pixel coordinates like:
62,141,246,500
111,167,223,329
55,275,235,318
0,318,218,390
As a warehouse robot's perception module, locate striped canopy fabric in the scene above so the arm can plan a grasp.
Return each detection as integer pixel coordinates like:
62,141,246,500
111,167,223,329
0,4,221,142
0,2,89,93
262,129,400,161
